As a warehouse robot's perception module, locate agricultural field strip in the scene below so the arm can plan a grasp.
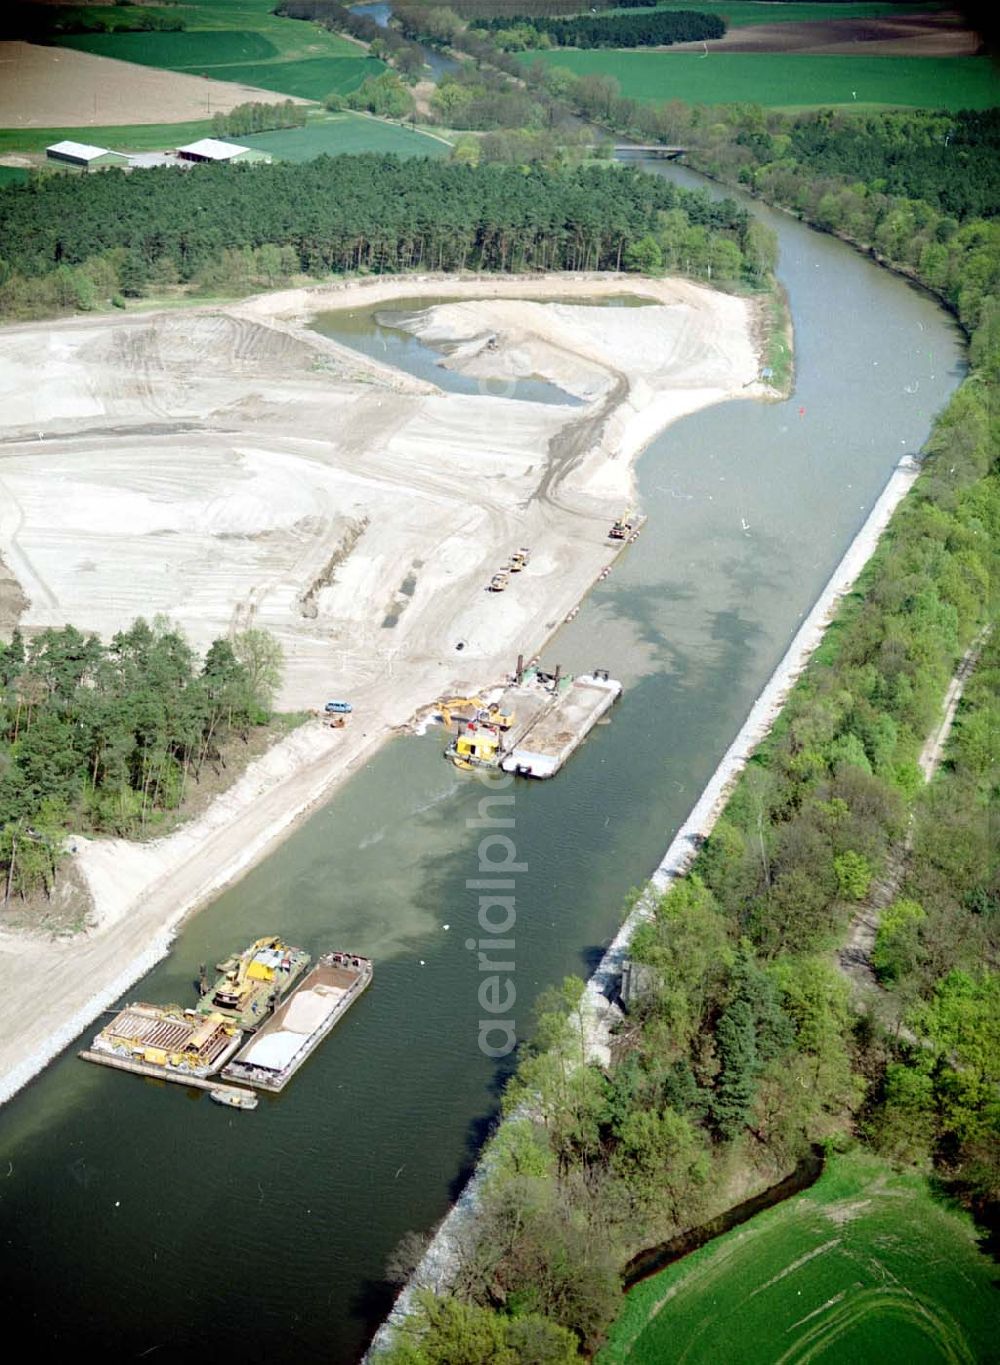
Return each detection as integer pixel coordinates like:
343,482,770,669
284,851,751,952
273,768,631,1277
520,51,999,110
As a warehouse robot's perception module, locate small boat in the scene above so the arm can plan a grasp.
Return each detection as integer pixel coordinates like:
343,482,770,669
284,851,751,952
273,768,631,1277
209,1088,258,1111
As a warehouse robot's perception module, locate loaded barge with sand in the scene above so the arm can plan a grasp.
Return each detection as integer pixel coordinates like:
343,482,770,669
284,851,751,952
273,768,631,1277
223,952,373,1093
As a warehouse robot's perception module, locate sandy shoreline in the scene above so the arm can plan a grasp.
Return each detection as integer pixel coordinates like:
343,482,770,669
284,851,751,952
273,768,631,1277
0,271,765,1105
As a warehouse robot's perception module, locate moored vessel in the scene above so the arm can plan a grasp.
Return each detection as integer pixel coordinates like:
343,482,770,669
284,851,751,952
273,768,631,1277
89,1003,243,1078
209,1087,258,1111
223,952,373,1092
197,935,310,1031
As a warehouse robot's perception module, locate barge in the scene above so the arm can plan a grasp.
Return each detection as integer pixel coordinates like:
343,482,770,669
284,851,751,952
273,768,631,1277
87,1003,244,1078
500,671,622,778
197,935,311,1031
222,952,373,1093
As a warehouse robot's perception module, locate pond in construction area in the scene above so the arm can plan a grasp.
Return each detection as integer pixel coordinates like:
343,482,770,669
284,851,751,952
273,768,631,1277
313,294,654,406
0,163,965,1362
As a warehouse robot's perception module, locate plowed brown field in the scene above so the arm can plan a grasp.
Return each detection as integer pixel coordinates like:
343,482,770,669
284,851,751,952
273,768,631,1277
0,41,307,128
671,12,982,57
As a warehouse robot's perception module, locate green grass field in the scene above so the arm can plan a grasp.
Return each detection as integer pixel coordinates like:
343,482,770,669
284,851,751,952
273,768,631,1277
190,56,385,99
600,1152,997,1365
0,165,30,186
0,110,447,159
523,51,999,109
55,30,286,67
611,2,947,26
51,0,383,103
238,114,451,160
0,121,218,155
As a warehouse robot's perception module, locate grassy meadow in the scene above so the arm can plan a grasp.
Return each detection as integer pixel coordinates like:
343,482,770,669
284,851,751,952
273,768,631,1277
523,51,1000,110
239,114,451,160
600,1152,997,1365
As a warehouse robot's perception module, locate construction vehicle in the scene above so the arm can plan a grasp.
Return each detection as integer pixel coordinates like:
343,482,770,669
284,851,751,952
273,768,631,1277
198,936,311,1031
488,570,510,592
439,697,514,730
509,547,531,572
609,509,636,541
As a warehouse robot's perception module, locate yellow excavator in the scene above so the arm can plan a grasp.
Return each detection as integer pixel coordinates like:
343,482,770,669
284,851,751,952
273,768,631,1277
439,696,514,730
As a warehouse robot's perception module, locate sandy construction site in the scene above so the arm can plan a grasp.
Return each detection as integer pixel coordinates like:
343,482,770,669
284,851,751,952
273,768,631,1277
0,273,766,1101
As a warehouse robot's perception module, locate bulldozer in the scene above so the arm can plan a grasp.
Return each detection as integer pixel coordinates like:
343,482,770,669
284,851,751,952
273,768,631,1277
509,546,531,572
488,570,510,592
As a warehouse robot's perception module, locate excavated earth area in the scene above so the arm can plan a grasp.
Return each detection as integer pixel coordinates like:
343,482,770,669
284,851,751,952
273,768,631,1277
0,277,762,717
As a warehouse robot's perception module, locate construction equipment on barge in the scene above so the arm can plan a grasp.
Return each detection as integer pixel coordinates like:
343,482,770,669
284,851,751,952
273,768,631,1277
441,664,622,777
447,719,502,771
197,935,311,1031
222,952,373,1093
87,1003,244,1079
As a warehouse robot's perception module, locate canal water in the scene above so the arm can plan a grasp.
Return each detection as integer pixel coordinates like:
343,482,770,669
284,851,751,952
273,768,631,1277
0,163,963,1362
350,3,459,80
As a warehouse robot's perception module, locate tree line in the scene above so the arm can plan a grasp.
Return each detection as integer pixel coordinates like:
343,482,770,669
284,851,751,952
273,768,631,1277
274,0,428,77
0,620,284,902
0,155,763,320
210,100,306,140
471,9,725,50
2,2,184,39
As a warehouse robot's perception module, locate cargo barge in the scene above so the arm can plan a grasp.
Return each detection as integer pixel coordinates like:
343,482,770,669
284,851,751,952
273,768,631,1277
197,935,310,1031
500,671,622,778
222,952,373,1093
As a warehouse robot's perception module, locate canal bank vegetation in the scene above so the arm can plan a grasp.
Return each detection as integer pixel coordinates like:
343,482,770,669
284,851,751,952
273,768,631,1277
0,155,767,321
379,133,999,1365
0,619,285,906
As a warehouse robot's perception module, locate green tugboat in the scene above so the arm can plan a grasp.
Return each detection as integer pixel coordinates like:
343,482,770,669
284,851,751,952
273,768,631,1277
197,936,311,1032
